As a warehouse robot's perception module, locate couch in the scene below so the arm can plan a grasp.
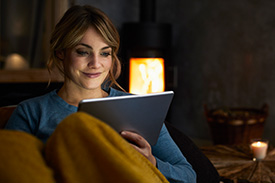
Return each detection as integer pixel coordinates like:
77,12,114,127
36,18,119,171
0,105,221,183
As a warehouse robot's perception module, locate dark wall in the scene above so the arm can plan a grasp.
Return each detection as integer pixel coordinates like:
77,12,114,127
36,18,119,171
71,0,275,145
0,83,63,107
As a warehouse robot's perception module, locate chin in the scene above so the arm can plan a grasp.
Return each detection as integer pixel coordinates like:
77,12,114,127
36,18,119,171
83,84,102,91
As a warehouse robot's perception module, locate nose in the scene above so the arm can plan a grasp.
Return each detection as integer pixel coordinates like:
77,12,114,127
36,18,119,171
87,54,100,69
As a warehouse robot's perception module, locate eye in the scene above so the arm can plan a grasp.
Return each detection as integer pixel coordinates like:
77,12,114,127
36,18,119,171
100,52,111,57
76,49,90,56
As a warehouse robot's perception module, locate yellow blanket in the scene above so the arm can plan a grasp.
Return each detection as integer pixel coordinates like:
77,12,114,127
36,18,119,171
0,112,168,183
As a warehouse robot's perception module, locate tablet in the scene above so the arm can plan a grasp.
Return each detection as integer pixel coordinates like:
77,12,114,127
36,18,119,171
78,91,174,145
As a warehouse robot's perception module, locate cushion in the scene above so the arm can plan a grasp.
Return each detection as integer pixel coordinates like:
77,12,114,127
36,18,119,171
165,122,220,183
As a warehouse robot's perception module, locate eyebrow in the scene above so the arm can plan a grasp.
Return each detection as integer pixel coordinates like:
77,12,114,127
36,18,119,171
78,43,111,50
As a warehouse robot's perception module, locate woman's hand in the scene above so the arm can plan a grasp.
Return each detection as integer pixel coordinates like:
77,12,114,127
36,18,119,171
120,131,156,166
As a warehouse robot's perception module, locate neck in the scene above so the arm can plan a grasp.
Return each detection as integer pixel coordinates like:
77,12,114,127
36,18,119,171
58,85,108,107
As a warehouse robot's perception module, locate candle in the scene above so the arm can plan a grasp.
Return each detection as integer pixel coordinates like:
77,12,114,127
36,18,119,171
251,140,268,161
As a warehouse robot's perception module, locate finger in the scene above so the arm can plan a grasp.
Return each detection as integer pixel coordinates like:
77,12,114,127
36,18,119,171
121,131,156,166
120,131,146,147
120,131,144,154
128,143,142,153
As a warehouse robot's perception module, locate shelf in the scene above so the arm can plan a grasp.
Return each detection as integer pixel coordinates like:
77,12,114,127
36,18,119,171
0,69,63,83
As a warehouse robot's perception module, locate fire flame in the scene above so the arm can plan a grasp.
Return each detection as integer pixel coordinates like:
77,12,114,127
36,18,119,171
129,58,165,94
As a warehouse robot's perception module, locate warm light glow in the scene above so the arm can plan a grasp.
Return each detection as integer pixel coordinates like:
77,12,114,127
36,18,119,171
129,58,165,94
4,53,29,70
252,141,265,147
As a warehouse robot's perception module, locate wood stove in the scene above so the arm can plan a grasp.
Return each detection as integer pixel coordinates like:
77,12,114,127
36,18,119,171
120,0,172,94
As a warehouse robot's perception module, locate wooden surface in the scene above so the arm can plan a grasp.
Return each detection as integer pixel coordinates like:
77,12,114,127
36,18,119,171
0,69,63,83
201,145,275,183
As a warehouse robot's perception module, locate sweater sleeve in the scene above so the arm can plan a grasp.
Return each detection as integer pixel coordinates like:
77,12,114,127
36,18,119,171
4,103,35,134
152,125,196,183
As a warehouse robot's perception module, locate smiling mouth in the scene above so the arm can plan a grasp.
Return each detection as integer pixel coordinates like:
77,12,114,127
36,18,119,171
83,72,101,78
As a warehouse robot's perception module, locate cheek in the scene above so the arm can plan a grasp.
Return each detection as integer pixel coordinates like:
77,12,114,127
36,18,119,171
70,60,82,69
105,58,113,71
65,56,84,71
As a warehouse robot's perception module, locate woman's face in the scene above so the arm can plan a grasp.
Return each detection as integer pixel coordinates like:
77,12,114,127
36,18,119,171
60,26,112,92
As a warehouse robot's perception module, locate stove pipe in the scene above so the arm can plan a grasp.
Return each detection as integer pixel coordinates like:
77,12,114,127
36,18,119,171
122,0,171,58
139,0,156,22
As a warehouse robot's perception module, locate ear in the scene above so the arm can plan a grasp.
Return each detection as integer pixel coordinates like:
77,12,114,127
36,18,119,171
56,51,65,61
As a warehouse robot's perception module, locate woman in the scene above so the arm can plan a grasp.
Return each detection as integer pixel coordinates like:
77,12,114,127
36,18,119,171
5,5,196,183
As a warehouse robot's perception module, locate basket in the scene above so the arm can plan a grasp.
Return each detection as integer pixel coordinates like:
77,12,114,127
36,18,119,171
204,104,268,145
